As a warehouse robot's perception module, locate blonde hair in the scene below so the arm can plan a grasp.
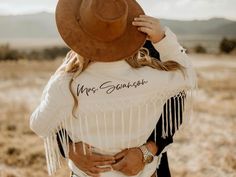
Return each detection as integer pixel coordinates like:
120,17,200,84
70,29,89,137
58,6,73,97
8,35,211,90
64,48,185,118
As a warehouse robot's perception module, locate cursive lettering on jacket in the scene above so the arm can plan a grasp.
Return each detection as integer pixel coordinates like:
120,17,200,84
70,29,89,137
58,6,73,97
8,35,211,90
100,79,148,94
77,79,148,96
77,84,98,96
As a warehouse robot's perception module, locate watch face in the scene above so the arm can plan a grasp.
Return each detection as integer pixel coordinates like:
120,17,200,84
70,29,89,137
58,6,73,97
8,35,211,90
146,155,154,163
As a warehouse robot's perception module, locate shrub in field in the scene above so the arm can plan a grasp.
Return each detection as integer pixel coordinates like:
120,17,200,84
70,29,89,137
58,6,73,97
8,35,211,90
42,46,70,59
26,46,70,60
26,50,42,60
194,45,207,53
220,38,236,54
0,44,70,61
0,44,22,61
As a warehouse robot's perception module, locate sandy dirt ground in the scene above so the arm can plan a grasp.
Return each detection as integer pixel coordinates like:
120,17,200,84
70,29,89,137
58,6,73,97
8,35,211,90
0,54,235,177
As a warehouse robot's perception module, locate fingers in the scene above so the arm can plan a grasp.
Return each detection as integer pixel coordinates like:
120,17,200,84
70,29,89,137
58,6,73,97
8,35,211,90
137,27,153,36
67,55,77,66
134,15,159,24
132,21,153,29
64,50,76,64
57,52,77,73
66,50,74,60
92,153,115,162
85,170,100,177
69,143,115,177
90,166,112,173
63,50,72,63
114,149,128,160
112,160,126,171
85,166,112,177
134,17,153,24
139,15,159,22
94,160,116,166
133,15,160,37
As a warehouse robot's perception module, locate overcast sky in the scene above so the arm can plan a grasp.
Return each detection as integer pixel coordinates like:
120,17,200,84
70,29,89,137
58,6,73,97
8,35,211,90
0,0,235,20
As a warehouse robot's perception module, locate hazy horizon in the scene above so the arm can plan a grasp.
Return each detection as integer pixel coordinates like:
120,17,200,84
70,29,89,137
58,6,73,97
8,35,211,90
0,11,236,21
0,0,236,21
0,11,235,22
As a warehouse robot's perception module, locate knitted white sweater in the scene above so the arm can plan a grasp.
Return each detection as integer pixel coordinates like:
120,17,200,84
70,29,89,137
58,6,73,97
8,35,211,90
30,27,197,177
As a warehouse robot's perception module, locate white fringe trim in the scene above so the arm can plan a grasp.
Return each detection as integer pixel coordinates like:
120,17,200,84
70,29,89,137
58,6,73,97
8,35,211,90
160,89,195,139
43,116,77,175
43,86,196,175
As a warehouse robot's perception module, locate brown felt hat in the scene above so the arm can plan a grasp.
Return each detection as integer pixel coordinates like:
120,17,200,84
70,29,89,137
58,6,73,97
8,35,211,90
55,0,147,62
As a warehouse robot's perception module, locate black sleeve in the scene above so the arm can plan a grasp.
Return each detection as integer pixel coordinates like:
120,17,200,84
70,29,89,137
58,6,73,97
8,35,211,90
147,108,173,157
144,40,185,156
143,40,160,60
147,93,185,156
56,129,72,158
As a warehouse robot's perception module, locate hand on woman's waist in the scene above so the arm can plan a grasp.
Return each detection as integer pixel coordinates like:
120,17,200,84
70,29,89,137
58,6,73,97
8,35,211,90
69,141,158,177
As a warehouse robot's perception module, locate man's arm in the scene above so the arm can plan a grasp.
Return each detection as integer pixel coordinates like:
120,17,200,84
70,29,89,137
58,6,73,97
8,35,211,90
144,40,185,156
147,92,185,156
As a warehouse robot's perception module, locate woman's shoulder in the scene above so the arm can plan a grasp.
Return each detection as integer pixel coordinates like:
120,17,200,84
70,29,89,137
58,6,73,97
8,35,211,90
43,72,74,100
49,72,74,84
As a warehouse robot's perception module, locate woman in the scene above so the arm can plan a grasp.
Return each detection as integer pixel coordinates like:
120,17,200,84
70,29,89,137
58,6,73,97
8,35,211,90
56,40,184,177
30,0,197,177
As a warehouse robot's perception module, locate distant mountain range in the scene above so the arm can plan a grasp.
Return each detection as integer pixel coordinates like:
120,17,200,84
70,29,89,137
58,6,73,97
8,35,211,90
0,12,235,39
160,18,236,37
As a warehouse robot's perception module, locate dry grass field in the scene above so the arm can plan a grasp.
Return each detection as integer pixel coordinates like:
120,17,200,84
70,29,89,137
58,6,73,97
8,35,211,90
0,54,235,177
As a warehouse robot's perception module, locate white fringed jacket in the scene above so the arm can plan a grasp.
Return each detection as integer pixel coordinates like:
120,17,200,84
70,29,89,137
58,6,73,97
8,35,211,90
30,27,197,177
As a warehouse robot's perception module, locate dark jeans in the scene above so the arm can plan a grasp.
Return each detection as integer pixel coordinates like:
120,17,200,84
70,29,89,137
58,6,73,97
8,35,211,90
156,152,171,177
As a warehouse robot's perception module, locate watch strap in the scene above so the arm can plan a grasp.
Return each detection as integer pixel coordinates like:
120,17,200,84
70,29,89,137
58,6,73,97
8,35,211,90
139,144,154,164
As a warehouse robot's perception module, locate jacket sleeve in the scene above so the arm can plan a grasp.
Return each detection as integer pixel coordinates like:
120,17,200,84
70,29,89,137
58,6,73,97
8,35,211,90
152,27,197,90
30,73,74,138
147,27,196,155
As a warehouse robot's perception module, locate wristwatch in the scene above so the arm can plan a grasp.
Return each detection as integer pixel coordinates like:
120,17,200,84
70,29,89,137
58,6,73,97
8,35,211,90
139,144,154,164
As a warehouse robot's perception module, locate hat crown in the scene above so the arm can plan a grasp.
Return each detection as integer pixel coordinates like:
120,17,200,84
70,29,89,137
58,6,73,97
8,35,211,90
78,0,128,42
56,0,146,61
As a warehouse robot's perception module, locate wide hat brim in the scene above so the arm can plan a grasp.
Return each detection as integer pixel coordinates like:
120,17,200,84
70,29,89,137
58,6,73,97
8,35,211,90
56,0,147,62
